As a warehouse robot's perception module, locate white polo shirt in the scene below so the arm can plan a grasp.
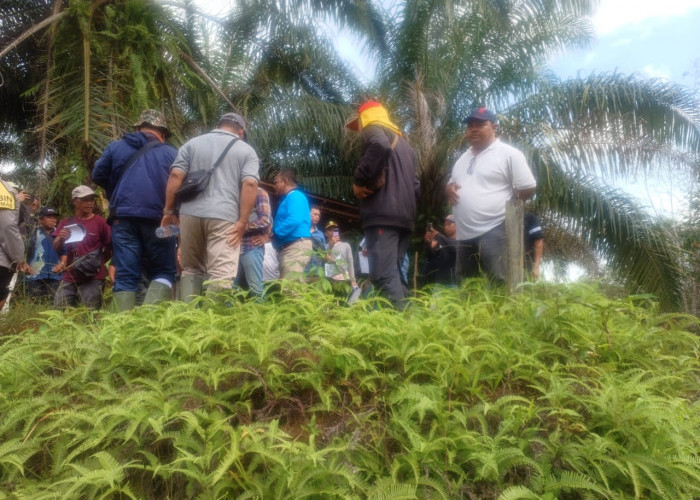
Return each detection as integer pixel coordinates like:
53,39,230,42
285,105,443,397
449,139,536,240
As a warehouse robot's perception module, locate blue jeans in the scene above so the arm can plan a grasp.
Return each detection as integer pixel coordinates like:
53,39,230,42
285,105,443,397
234,246,264,296
111,217,177,292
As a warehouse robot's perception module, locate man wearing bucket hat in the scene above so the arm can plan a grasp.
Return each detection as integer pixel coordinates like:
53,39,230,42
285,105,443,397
445,107,536,282
92,109,178,310
345,100,420,309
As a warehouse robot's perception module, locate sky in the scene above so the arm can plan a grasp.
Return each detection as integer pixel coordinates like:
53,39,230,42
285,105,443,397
551,0,700,87
549,0,700,217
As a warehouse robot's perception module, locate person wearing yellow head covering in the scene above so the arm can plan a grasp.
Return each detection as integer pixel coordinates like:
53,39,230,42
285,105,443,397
345,100,420,309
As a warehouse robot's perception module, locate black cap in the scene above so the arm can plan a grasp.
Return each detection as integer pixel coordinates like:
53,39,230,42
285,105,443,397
463,107,497,124
38,207,59,217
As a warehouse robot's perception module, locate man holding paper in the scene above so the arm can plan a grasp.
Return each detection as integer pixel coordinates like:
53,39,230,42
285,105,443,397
53,185,111,309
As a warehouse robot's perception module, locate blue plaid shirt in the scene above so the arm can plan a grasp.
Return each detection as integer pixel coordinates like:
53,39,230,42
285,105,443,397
241,188,272,254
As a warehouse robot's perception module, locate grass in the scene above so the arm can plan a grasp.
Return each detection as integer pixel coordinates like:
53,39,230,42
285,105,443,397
0,280,698,499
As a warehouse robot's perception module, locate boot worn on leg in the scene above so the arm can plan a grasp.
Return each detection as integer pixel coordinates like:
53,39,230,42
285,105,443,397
143,281,172,305
179,275,204,303
112,291,137,312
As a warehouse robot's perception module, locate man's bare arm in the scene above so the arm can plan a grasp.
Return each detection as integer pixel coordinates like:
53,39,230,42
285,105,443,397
226,178,258,248
515,186,536,201
160,169,186,227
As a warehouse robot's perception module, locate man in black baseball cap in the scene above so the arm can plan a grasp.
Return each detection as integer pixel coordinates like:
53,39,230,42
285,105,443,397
22,205,63,301
446,107,537,283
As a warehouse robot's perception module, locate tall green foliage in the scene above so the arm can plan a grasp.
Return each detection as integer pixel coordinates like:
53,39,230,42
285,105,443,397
1,283,698,498
0,0,215,207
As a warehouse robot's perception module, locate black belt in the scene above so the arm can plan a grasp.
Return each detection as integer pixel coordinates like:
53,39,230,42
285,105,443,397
280,237,311,251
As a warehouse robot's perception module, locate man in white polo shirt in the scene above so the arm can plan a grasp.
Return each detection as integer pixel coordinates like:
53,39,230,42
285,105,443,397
445,108,536,282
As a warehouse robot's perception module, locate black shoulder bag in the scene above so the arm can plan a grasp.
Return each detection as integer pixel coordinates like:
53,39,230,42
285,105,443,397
176,138,238,203
66,217,103,283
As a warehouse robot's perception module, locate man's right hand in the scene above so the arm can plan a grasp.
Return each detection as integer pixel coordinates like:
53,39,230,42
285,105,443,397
446,182,461,205
18,262,34,274
250,233,270,247
57,228,71,241
353,184,374,199
160,214,179,228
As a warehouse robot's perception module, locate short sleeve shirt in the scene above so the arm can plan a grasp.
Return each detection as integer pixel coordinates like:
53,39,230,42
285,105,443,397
171,129,260,222
54,215,111,283
449,139,536,240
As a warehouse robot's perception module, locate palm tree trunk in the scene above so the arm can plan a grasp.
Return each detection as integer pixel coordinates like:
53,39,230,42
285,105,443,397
38,0,64,198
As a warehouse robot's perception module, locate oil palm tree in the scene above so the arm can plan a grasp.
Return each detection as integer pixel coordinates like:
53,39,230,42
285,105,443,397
0,0,225,209
221,0,700,309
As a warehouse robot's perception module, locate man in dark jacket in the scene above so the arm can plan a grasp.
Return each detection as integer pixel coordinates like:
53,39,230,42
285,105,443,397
92,109,178,310
346,100,420,308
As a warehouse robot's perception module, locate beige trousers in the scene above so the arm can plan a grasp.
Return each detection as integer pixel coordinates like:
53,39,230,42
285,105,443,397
278,238,313,281
179,215,240,289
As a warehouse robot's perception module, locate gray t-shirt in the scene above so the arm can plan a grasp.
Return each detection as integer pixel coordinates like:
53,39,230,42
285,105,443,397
171,129,260,222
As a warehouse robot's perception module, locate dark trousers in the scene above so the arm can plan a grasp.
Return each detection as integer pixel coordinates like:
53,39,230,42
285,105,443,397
25,278,61,302
364,226,411,309
0,266,13,302
54,279,105,310
455,222,507,282
111,217,177,292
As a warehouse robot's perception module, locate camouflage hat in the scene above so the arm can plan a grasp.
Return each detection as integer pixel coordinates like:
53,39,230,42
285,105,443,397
133,109,172,137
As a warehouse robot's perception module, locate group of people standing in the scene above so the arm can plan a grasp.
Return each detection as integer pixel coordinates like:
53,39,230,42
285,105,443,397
1,101,539,313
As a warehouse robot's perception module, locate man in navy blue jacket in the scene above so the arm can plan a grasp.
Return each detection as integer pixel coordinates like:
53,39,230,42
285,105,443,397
92,109,178,310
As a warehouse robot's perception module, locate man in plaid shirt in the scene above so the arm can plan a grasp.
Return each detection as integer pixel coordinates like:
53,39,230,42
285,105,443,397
234,187,272,297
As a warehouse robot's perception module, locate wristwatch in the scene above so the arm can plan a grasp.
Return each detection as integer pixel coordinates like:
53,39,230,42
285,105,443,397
162,209,177,215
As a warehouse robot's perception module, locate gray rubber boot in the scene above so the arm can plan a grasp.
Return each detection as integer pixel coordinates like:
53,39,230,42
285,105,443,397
112,291,137,312
143,281,172,305
179,275,204,303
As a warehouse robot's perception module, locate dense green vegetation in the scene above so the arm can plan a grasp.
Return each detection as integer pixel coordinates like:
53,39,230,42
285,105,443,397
1,282,698,498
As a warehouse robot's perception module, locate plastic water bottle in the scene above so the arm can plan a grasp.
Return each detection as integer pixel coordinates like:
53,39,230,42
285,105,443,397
155,224,180,238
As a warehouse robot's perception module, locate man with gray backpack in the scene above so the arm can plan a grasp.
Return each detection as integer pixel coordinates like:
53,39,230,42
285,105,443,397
161,112,259,301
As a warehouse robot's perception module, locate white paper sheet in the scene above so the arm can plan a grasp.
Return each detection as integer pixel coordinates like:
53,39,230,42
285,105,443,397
63,224,86,244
